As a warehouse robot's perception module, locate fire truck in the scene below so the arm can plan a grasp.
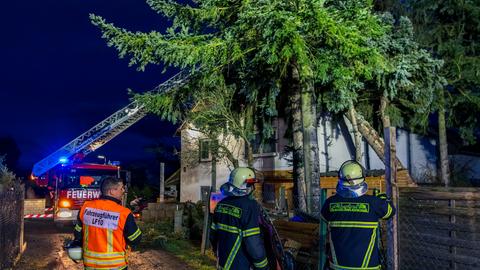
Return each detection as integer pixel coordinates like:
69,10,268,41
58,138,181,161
30,69,194,224
33,161,129,223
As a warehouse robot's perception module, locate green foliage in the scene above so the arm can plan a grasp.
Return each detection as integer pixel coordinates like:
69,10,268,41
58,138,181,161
361,14,445,131
0,156,16,192
406,0,480,144
127,185,155,205
138,220,215,270
342,12,446,137
90,0,452,171
90,0,393,147
182,201,205,240
138,220,182,249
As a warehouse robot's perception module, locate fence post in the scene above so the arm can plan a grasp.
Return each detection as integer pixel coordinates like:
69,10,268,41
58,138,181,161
449,199,457,270
385,126,399,270
318,188,327,270
200,188,212,254
159,162,165,202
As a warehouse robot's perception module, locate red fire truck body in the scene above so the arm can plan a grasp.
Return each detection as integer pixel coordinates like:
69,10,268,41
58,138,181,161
35,163,122,223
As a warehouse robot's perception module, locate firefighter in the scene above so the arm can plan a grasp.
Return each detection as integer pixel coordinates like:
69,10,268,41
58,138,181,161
321,160,396,270
71,176,142,270
210,167,269,270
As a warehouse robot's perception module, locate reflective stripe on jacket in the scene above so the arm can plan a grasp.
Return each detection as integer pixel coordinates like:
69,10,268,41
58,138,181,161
210,195,268,270
79,198,136,269
321,194,395,270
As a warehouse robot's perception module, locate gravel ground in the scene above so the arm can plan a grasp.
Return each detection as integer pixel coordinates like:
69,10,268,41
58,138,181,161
14,219,193,270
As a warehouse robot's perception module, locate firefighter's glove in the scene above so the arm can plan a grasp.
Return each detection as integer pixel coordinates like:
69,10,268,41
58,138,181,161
376,193,388,200
65,239,82,249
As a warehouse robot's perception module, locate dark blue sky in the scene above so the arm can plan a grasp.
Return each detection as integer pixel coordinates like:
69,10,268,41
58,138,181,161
0,0,179,173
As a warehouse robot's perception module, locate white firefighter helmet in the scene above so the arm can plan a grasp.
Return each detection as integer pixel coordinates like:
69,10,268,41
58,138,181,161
65,241,82,261
336,160,368,198
220,167,258,196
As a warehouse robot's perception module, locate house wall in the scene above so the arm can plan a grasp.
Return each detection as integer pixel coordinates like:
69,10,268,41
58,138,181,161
364,128,438,183
180,127,247,202
180,117,442,202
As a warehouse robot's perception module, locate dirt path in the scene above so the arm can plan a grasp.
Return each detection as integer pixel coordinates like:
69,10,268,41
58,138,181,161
15,220,193,270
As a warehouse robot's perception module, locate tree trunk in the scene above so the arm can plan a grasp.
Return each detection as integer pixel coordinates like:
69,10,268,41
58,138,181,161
380,96,391,131
348,105,363,163
290,65,307,213
245,142,254,167
211,150,217,192
438,90,450,186
344,107,405,169
301,80,320,216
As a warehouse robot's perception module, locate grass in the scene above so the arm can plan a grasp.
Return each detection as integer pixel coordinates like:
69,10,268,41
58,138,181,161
137,221,216,270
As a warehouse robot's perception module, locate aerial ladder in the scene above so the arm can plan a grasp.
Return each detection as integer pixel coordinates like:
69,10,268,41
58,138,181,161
32,69,195,177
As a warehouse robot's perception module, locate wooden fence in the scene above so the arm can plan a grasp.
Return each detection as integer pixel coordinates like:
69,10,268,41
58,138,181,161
399,187,480,270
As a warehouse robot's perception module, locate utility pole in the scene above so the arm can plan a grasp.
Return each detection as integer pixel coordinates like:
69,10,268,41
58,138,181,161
201,153,216,254
159,162,165,202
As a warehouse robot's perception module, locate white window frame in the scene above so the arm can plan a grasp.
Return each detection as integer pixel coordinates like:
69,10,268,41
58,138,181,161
199,139,212,162
250,129,278,158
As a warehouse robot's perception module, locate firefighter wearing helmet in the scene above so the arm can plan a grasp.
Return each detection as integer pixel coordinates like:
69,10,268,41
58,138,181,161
210,167,269,270
321,160,396,270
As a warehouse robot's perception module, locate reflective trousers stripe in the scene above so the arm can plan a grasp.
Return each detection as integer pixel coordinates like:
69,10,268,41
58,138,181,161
328,221,379,269
361,229,376,267
329,262,381,270
223,234,242,270
254,257,268,268
211,223,262,269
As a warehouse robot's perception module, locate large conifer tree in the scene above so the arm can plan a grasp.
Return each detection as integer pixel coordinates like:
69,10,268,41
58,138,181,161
90,0,435,212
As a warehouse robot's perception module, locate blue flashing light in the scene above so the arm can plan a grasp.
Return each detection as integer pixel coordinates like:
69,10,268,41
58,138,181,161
59,157,69,164
110,161,121,166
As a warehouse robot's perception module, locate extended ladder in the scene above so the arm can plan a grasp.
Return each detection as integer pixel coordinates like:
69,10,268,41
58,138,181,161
32,69,194,177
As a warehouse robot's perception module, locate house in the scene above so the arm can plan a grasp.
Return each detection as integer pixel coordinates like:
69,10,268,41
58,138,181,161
179,115,440,203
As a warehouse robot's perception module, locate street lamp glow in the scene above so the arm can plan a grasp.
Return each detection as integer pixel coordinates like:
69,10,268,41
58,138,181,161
97,155,106,164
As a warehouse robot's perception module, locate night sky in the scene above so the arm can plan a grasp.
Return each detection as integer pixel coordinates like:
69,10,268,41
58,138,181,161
0,0,180,175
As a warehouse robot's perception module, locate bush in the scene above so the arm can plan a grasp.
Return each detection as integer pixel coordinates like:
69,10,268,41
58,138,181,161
138,220,185,249
183,201,205,240
0,156,16,192
127,185,155,207
137,220,215,270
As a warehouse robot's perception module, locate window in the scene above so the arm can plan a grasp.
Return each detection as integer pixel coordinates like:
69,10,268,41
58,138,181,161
199,139,211,161
263,183,275,203
59,168,118,189
250,131,277,156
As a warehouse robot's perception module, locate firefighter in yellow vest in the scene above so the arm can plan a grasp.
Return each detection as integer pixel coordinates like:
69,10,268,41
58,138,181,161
71,176,142,270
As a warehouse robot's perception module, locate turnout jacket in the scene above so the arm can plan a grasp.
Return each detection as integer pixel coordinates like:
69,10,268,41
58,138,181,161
321,194,395,270
74,195,142,270
210,195,268,270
